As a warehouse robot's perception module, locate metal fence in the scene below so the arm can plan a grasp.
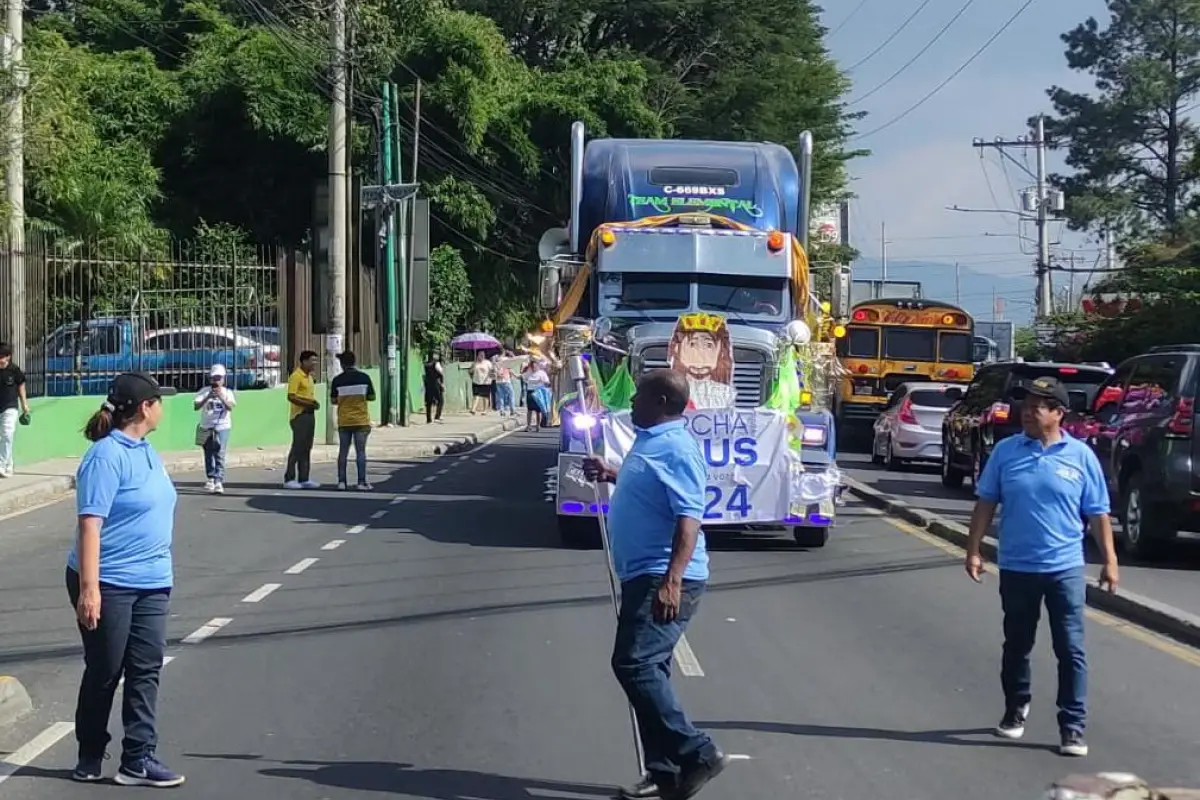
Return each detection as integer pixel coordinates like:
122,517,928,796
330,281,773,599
0,232,382,397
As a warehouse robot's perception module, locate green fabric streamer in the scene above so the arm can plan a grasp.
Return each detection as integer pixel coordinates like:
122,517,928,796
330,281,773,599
599,358,636,410
765,345,801,411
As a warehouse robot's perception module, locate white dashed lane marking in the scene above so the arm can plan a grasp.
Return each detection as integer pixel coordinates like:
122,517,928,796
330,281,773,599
322,539,345,551
182,617,233,644
285,558,319,575
241,583,282,603
347,524,367,534
408,483,423,492
370,510,387,520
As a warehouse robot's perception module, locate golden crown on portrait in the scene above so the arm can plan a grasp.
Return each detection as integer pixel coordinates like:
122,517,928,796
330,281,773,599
678,312,726,333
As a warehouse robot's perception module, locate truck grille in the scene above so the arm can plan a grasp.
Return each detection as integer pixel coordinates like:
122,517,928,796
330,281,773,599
639,345,768,407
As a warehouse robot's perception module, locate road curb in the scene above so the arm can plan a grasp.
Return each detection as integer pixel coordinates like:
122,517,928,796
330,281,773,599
845,477,1200,650
0,418,522,519
0,676,33,729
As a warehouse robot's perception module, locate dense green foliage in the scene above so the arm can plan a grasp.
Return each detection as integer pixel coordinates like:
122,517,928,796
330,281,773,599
8,0,857,348
1041,0,1200,359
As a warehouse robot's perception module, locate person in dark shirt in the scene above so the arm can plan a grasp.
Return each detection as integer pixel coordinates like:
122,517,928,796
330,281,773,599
424,354,445,424
0,341,30,478
330,351,376,491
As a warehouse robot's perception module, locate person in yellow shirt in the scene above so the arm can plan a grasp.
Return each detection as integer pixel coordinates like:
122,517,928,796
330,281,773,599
330,351,376,490
284,350,320,489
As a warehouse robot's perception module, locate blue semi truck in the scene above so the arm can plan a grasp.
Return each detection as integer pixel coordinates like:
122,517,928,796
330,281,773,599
535,122,851,549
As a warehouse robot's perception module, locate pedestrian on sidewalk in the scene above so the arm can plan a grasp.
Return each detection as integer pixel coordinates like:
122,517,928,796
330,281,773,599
0,341,31,478
965,376,1119,759
193,363,236,494
331,350,375,491
493,355,515,416
582,369,729,800
521,357,550,433
68,371,185,788
468,351,494,414
424,353,445,424
284,350,321,490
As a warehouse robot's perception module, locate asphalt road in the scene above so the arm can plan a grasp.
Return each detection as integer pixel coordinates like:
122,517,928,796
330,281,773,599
2,429,1200,800
838,449,1200,619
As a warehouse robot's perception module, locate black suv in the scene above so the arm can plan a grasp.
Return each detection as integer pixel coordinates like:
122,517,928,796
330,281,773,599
941,360,1114,489
1067,345,1200,556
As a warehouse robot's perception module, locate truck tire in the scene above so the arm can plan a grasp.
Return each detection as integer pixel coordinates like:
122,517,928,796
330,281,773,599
558,516,601,550
793,526,829,548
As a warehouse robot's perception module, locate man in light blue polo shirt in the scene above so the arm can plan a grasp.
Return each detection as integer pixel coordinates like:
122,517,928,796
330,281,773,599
583,369,728,800
965,375,1118,758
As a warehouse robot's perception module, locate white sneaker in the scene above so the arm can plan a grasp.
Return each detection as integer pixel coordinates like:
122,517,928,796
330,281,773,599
355,483,373,491
204,479,216,493
300,480,321,489
214,482,224,495
284,480,302,489
337,482,348,491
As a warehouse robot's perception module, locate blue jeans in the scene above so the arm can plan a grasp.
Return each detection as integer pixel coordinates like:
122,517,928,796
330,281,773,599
337,427,370,485
612,573,719,791
202,428,230,481
999,567,1087,732
495,381,514,414
66,568,170,764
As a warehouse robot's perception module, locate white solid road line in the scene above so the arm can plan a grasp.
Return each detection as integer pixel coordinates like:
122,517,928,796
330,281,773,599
182,617,233,644
370,510,387,519
241,583,282,603
285,557,319,575
347,524,368,534
0,721,75,784
673,635,704,677
322,539,345,551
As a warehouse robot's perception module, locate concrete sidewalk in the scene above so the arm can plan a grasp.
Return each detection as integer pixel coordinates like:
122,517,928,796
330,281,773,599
0,412,523,521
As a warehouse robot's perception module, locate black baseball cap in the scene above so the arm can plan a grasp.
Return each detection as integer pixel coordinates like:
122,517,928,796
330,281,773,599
104,372,177,413
1021,375,1070,407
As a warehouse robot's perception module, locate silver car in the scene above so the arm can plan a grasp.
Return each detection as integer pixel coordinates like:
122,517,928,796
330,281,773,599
871,382,964,470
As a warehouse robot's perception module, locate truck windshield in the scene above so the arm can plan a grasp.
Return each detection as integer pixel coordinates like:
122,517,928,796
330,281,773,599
599,274,690,312
698,275,786,318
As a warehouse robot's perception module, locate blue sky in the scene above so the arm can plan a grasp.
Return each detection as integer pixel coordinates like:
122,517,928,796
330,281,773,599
823,0,1110,324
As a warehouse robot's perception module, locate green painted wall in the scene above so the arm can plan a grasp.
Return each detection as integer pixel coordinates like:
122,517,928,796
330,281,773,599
13,352,518,467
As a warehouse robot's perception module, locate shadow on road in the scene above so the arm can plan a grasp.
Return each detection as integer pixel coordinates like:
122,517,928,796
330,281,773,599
181,754,616,798
696,720,1055,752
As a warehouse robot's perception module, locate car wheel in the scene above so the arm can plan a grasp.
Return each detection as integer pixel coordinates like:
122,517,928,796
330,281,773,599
885,436,904,471
871,431,885,465
941,438,965,489
1120,472,1171,559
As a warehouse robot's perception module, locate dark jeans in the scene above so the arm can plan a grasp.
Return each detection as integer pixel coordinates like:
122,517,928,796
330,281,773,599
285,411,316,483
999,566,1087,732
66,567,170,763
337,427,370,485
425,390,444,423
612,573,718,791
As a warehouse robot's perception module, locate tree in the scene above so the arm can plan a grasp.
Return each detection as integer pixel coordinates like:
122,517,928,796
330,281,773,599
413,244,473,352
1043,0,1200,239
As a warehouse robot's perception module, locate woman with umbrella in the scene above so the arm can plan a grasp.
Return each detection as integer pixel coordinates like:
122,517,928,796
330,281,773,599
451,332,501,415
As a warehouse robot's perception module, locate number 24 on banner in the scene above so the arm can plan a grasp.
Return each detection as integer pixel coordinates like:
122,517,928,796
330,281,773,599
704,485,752,520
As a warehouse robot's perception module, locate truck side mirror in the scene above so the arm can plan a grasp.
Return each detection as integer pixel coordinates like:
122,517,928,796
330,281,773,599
538,264,561,310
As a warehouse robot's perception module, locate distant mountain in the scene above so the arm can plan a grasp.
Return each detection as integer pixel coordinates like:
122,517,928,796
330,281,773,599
850,257,1036,325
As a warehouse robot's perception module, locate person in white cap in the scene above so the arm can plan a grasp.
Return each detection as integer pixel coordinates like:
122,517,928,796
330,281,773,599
193,364,236,494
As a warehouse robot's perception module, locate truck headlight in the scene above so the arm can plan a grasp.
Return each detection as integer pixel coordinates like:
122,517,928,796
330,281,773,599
801,426,827,446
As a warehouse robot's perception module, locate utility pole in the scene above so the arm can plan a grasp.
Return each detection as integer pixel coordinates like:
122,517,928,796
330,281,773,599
391,82,408,425
3,0,25,362
1104,224,1116,271
954,262,961,306
971,117,1061,319
880,221,889,281
1067,251,1076,311
380,84,398,425
324,0,348,445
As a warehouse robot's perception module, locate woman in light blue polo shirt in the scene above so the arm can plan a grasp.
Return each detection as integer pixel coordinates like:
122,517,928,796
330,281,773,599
66,372,186,788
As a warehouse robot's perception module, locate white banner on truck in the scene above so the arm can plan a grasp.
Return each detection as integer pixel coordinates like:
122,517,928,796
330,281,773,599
602,409,791,524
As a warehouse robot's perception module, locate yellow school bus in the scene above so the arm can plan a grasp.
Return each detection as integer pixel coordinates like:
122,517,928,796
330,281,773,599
835,299,975,433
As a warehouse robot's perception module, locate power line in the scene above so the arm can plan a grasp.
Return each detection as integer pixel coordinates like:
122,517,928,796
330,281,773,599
844,0,933,73
828,0,871,35
849,0,978,106
851,0,1039,141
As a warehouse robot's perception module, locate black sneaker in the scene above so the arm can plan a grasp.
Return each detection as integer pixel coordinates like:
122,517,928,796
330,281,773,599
665,752,730,800
114,753,185,787
72,752,107,782
994,703,1030,739
618,773,659,799
1059,729,1089,757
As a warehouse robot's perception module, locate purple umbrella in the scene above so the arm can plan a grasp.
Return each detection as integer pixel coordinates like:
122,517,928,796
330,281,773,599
450,331,501,350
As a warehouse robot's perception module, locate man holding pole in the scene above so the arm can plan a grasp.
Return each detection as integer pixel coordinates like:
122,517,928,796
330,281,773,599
583,369,728,800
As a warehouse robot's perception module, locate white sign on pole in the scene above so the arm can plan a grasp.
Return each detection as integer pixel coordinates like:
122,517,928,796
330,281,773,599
602,409,792,524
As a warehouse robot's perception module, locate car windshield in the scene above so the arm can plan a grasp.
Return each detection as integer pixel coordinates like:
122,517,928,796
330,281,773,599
883,328,936,361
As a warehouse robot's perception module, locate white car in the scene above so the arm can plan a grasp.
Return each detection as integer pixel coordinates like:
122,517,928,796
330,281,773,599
871,382,964,470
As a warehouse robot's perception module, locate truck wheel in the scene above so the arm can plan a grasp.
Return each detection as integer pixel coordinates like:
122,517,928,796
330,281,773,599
558,516,601,550
793,526,829,548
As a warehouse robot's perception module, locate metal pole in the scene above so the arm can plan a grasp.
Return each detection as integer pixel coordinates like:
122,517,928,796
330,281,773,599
1035,115,1052,318
567,355,645,775
324,0,348,445
880,221,887,282
380,84,398,425
399,78,421,426
954,262,960,306
4,0,25,362
391,82,409,425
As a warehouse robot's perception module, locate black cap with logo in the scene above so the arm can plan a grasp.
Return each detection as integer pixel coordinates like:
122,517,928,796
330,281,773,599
1022,375,1070,407
103,372,178,414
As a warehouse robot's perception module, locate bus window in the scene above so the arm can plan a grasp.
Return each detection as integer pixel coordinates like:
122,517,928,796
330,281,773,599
939,331,973,364
883,328,936,362
840,326,879,358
